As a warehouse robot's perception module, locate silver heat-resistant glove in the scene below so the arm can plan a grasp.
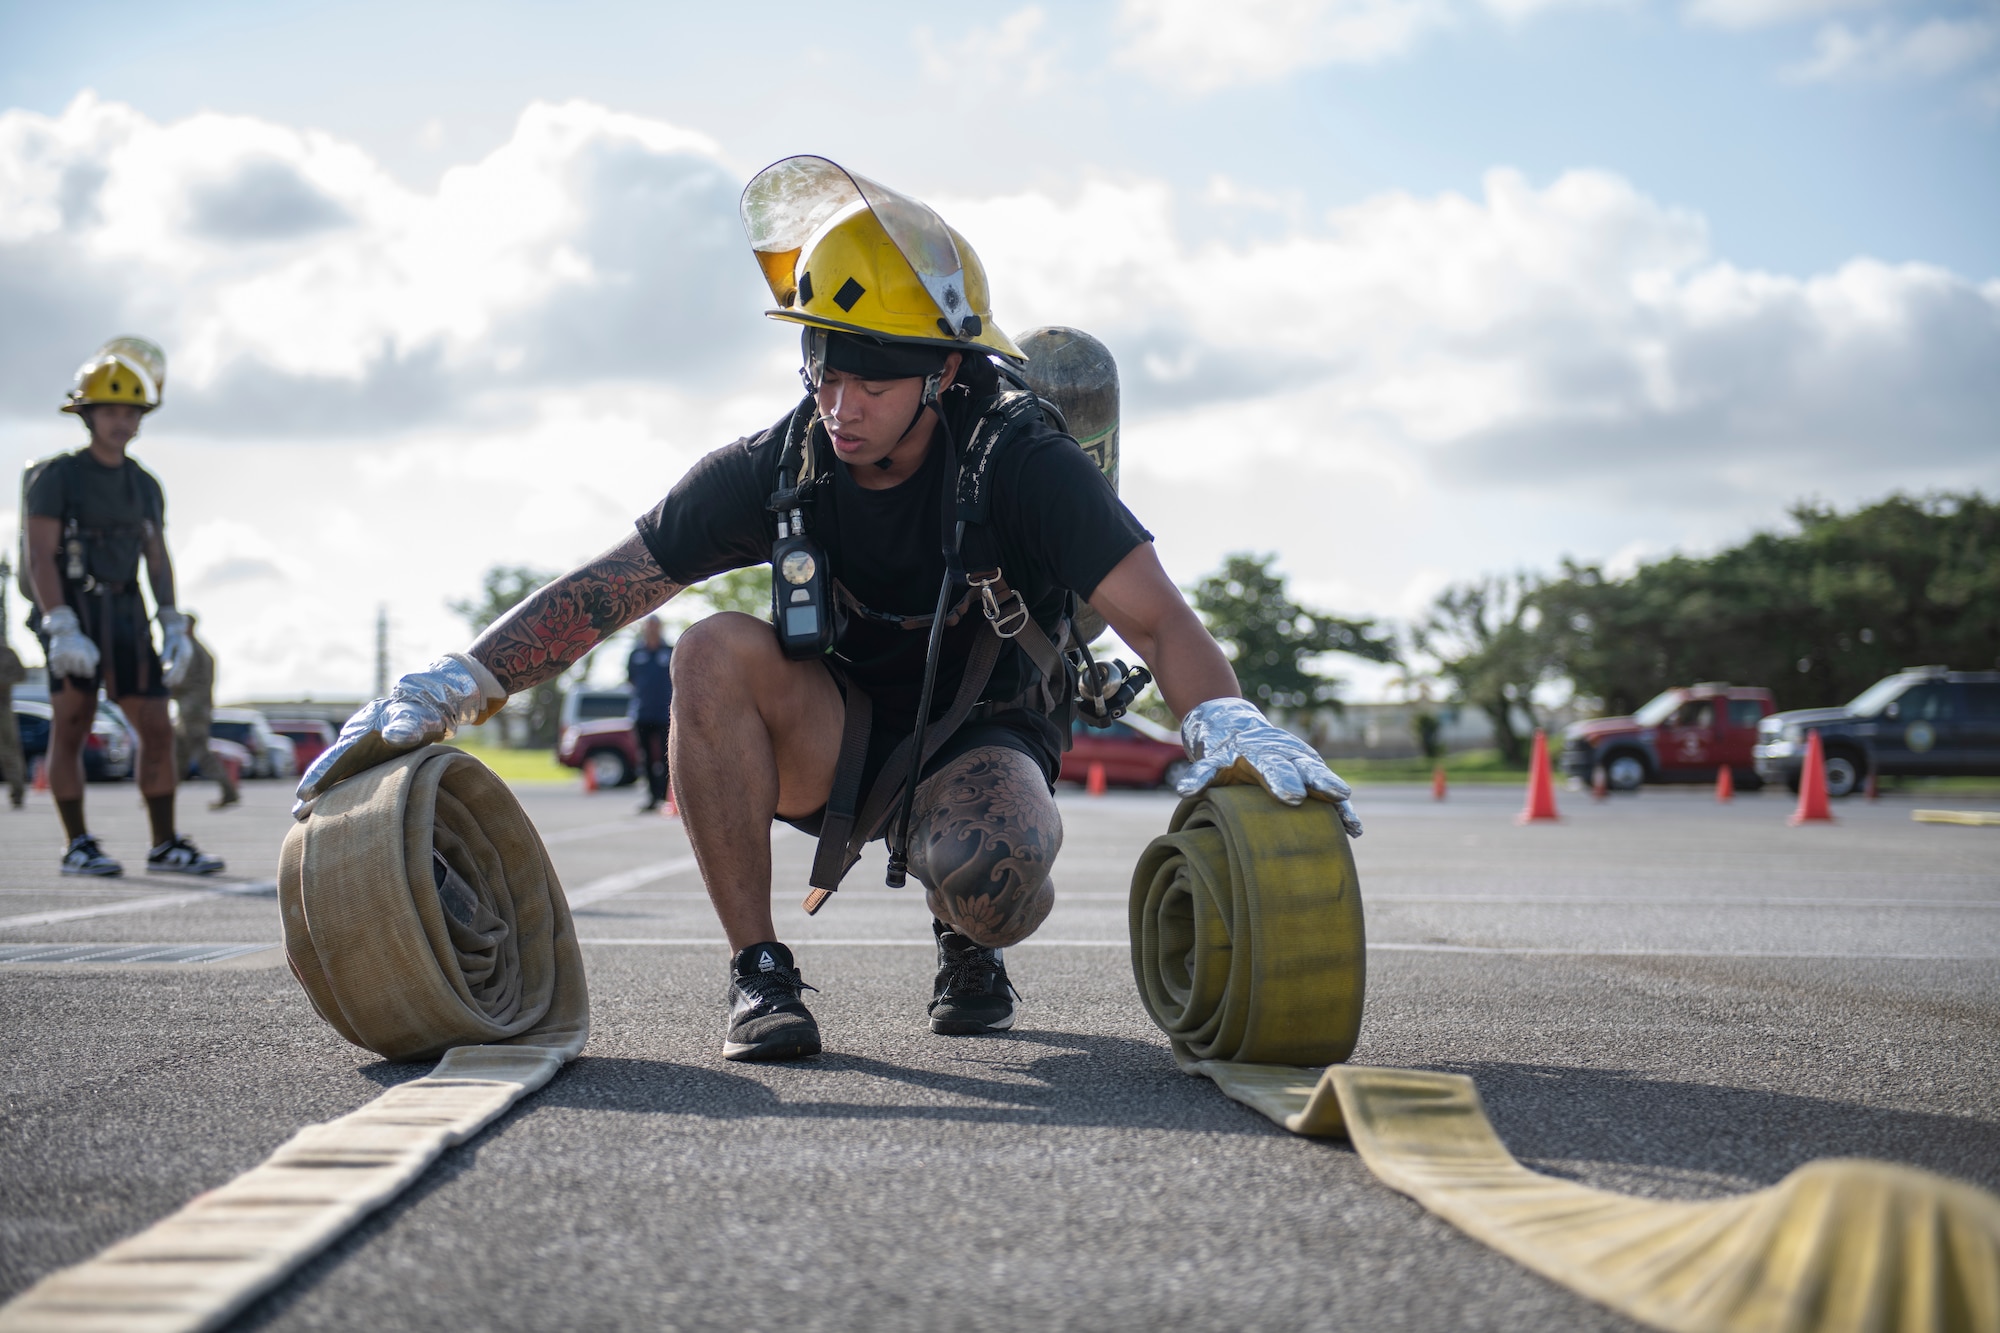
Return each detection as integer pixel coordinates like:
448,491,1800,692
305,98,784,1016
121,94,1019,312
156,608,194,690
1175,696,1363,837
42,605,100,680
292,653,506,818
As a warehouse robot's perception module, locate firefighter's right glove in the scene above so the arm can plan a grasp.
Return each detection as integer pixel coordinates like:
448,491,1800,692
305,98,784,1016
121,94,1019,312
292,653,506,819
1176,696,1363,837
41,606,100,681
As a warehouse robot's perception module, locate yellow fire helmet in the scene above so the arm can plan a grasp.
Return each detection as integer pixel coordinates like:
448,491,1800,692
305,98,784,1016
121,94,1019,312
62,336,168,414
741,155,1024,363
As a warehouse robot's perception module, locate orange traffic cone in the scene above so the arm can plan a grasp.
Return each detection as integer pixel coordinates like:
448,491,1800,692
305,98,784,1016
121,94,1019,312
1715,765,1734,802
1086,761,1107,797
1789,731,1834,825
582,760,599,794
1591,765,1608,801
1865,770,1879,801
663,785,678,818
1431,765,1447,801
1517,730,1560,824
31,756,48,791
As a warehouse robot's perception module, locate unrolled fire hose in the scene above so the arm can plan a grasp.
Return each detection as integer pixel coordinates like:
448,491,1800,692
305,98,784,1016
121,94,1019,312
1132,785,2000,1333
0,747,589,1333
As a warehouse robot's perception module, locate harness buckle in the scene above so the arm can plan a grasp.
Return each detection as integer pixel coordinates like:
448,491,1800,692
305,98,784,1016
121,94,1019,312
968,572,1029,639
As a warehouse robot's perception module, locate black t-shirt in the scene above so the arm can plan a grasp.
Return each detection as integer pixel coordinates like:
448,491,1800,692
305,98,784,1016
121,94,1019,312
25,450,165,585
637,391,1151,735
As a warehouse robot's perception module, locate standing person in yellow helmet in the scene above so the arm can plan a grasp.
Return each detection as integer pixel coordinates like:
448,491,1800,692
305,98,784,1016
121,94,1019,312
297,158,1356,1059
23,338,224,877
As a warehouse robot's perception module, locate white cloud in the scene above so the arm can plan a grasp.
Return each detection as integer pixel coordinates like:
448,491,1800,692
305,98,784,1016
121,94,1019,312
1682,0,1887,32
1787,15,1999,80
918,7,1059,98
2,96,1993,703
1115,0,1449,90
0,93,762,436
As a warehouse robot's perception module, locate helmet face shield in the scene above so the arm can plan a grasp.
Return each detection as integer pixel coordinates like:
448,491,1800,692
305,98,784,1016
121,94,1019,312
743,155,976,336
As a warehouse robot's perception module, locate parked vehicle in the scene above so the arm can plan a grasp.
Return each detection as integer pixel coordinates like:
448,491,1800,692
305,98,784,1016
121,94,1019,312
1060,712,1189,789
1562,684,1776,791
557,717,639,788
13,698,135,781
208,708,297,780
1755,667,2000,797
561,686,634,729
267,718,336,772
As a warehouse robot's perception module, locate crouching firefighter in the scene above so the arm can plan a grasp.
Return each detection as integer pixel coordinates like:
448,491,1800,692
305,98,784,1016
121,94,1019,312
294,157,1361,1060
22,338,224,876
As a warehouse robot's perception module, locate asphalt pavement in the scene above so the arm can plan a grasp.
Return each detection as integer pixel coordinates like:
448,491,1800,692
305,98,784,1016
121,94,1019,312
3,771,1997,1332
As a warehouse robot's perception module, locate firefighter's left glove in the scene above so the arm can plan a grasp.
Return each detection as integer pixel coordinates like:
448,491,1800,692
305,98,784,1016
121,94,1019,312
156,609,194,690
292,653,506,819
41,606,100,681
1176,696,1363,837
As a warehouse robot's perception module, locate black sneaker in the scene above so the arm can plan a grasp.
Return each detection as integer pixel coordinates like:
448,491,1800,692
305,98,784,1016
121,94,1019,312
929,918,1018,1035
146,834,226,876
60,834,123,877
723,941,821,1062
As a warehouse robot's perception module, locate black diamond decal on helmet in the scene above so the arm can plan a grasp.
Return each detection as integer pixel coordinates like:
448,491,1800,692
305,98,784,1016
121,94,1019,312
833,277,865,312
798,271,814,304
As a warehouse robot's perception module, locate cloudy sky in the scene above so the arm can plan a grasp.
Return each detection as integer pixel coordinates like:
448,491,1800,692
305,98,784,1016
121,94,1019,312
2,0,1995,702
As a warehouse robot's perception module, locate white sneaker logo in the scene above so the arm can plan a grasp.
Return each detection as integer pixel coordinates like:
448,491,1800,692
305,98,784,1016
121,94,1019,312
759,950,775,972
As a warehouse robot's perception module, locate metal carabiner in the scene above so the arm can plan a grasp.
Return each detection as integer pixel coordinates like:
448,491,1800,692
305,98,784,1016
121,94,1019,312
969,572,1029,639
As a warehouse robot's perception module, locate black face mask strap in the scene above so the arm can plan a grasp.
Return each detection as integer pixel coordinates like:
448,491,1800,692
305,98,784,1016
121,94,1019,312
884,372,961,889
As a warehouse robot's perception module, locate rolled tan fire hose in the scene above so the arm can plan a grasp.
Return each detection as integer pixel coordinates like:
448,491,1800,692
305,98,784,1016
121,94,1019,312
1131,785,2000,1333
0,746,588,1333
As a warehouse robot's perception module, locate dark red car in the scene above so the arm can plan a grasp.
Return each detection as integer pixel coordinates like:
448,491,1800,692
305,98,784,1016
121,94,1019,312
1561,683,1776,790
268,719,336,772
557,717,640,787
1060,712,1188,789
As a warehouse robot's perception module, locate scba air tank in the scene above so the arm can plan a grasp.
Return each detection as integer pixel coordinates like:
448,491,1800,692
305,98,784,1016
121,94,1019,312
1017,327,1119,644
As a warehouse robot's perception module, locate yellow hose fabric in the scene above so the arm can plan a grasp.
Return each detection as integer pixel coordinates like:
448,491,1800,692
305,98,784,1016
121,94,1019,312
1129,787,2000,1333
0,747,588,1333
1129,787,1365,1073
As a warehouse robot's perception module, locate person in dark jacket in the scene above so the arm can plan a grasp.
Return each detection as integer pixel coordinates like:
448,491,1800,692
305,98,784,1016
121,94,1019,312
627,615,673,812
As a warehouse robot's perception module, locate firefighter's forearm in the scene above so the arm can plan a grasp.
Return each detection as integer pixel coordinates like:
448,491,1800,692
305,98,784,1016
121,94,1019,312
470,531,682,695
1125,609,1240,720
145,543,177,611
1087,543,1240,719
25,517,67,615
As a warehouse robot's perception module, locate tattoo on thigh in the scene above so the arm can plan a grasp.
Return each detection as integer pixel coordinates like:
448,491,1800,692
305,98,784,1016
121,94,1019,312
912,747,1063,946
472,533,681,693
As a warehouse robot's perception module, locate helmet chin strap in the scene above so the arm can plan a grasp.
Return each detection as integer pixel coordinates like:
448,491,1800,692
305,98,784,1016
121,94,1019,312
877,371,944,471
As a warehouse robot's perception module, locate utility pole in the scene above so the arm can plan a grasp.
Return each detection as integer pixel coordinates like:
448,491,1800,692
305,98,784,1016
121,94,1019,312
374,605,389,699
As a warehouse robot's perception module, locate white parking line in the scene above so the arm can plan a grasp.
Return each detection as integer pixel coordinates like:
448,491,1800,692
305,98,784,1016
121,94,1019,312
567,858,701,908
576,937,1996,960
0,882,277,930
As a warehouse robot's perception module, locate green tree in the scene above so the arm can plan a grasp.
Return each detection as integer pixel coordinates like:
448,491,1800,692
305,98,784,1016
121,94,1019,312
448,566,573,749
1536,493,2000,713
1413,575,1548,767
1191,553,1396,712
688,567,770,619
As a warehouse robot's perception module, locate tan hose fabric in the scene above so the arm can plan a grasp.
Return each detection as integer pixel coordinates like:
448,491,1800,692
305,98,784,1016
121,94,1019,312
1129,789,2000,1333
0,747,588,1333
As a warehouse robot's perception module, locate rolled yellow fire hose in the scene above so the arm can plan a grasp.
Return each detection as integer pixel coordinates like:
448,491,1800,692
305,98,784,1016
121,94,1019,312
0,747,588,1333
1131,786,2000,1333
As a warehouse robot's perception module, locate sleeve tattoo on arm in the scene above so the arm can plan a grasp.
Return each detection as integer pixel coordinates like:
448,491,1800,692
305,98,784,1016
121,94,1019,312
471,533,683,694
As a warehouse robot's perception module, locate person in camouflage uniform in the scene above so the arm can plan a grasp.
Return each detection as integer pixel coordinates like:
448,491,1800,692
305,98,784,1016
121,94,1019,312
0,633,24,809
170,614,237,810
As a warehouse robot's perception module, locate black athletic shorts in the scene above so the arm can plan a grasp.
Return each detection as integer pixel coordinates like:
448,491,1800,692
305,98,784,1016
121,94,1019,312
40,590,167,700
780,670,1060,841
